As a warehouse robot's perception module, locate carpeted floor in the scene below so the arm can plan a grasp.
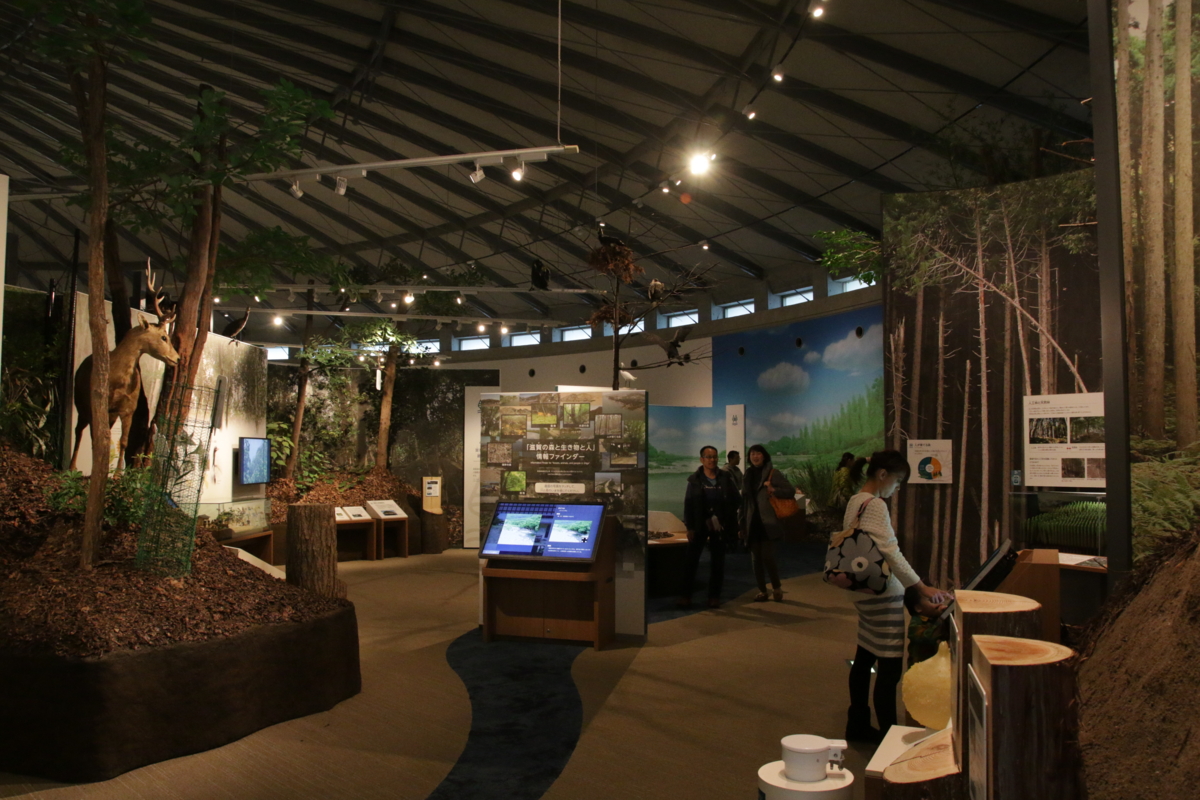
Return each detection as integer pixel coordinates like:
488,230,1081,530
0,546,889,800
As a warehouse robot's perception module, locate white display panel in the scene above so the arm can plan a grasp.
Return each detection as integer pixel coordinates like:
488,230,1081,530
1023,392,1106,488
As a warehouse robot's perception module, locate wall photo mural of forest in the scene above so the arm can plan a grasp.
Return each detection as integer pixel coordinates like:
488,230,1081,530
882,170,1102,588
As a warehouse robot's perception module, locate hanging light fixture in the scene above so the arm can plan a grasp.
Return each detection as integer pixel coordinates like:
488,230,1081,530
772,64,785,81
404,292,416,304
812,5,824,17
742,104,757,120
469,164,486,184
273,315,283,325
334,176,347,196
290,179,304,198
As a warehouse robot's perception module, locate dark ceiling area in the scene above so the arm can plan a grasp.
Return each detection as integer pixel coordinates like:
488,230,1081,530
0,0,1092,342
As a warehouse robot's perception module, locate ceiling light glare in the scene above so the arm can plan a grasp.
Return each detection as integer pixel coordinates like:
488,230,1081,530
404,293,415,304
700,240,709,250
253,295,260,302
742,104,756,119
660,181,670,193
409,358,415,365
422,274,428,280
433,359,440,367
358,355,365,362
290,179,303,199
477,323,487,333
335,176,347,196
456,295,463,305
390,302,398,309
772,65,784,82
512,164,524,181
273,315,283,325
500,325,509,335
214,297,220,304
812,6,824,17
689,153,712,175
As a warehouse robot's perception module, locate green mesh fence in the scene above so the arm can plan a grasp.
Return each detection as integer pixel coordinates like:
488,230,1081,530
136,383,217,576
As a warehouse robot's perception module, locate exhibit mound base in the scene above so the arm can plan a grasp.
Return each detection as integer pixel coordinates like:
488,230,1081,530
0,604,361,783
1078,528,1200,800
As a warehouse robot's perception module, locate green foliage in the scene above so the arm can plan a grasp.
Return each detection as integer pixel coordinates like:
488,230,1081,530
215,227,349,299
295,448,332,494
624,420,647,448
1023,501,1107,551
266,420,293,471
766,378,885,458
0,366,58,460
21,0,151,68
1130,457,1200,562
44,467,158,528
817,229,883,285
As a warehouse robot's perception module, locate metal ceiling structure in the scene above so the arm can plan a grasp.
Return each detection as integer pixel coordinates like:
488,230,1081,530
0,0,1092,343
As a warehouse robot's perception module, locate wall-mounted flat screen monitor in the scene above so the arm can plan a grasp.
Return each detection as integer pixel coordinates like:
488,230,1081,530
238,437,271,485
480,501,605,562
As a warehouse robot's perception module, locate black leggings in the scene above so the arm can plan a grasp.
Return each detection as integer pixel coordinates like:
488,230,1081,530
848,645,903,731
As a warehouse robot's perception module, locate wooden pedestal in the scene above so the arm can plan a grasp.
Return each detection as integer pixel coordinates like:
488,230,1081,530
377,518,409,558
481,517,617,650
996,549,1061,643
952,590,1041,776
335,518,377,561
881,728,963,800
970,635,1080,800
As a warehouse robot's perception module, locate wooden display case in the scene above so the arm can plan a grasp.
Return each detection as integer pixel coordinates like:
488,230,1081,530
481,516,617,650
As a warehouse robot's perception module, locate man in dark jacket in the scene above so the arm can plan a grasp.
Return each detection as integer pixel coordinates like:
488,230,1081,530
679,445,741,609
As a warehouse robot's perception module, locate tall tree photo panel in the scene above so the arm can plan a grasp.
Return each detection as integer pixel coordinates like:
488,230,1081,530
882,172,1103,586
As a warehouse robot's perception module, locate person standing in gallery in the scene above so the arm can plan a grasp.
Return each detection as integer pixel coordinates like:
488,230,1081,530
841,450,949,743
722,450,744,491
680,445,740,609
740,444,793,602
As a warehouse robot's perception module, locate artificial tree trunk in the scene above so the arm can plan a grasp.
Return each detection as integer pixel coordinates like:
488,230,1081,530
1173,0,1197,448
953,359,972,587
374,338,399,471
286,503,338,598
902,287,924,557
1142,0,1168,439
69,44,112,570
888,319,906,533
284,289,315,481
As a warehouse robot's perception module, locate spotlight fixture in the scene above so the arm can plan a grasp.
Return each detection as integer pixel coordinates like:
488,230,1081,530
372,289,383,303
469,165,486,184
404,292,416,304
358,355,365,362
339,287,345,293
214,297,220,304
273,315,283,325
812,5,824,17
477,323,487,333
596,217,606,227
435,321,443,331
290,179,304,199
335,176,347,196
742,104,756,120
253,295,260,302
390,302,398,309
772,64,784,81
433,359,440,367
286,290,295,302
502,156,525,181
689,153,712,175
422,274,428,280
700,240,710,250
500,325,509,335
660,181,670,193
409,358,415,365
455,295,463,305
675,178,683,186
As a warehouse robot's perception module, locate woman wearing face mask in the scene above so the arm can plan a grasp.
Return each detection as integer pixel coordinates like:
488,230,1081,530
842,450,950,744
740,443,793,602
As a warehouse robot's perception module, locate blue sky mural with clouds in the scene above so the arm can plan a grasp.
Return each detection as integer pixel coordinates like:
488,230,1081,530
649,305,884,459
646,305,884,517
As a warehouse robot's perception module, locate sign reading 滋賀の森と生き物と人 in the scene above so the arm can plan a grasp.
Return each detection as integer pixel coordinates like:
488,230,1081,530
907,439,953,484
1023,392,1106,489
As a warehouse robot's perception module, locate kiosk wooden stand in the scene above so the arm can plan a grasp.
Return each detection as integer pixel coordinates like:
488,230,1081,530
481,517,617,650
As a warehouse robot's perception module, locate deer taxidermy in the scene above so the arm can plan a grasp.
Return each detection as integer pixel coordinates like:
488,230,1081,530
70,271,181,472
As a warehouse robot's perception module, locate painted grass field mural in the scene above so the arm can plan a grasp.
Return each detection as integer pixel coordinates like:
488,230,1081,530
648,306,884,519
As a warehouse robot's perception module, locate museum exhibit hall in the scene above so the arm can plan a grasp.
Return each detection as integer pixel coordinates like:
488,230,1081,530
1,0,1196,798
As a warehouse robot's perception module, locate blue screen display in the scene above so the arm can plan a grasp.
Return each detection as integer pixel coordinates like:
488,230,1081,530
480,502,605,561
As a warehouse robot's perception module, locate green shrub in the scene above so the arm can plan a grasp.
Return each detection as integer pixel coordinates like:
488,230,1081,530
44,467,159,529
1130,456,1200,562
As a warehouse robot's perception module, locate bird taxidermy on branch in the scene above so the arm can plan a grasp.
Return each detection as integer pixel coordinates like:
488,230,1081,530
644,327,692,365
530,258,551,290
646,278,667,304
221,308,251,341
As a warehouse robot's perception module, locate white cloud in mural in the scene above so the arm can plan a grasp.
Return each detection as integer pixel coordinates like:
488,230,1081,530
748,422,774,442
757,362,811,393
769,411,808,431
822,324,883,373
804,350,822,365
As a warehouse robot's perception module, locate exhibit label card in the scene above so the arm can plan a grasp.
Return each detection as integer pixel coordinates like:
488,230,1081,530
365,500,406,519
1023,392,1105,488
343,506,370,520
907,439,953,484
334,507,350,521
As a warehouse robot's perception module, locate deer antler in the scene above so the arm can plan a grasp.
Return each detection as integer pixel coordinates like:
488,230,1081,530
145,258,177,325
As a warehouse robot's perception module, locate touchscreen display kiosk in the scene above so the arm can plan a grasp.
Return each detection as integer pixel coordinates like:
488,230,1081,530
480,501,605,562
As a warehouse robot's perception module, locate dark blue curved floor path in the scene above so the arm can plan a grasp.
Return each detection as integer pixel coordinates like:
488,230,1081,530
426,630,585,800
427,540,825,799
